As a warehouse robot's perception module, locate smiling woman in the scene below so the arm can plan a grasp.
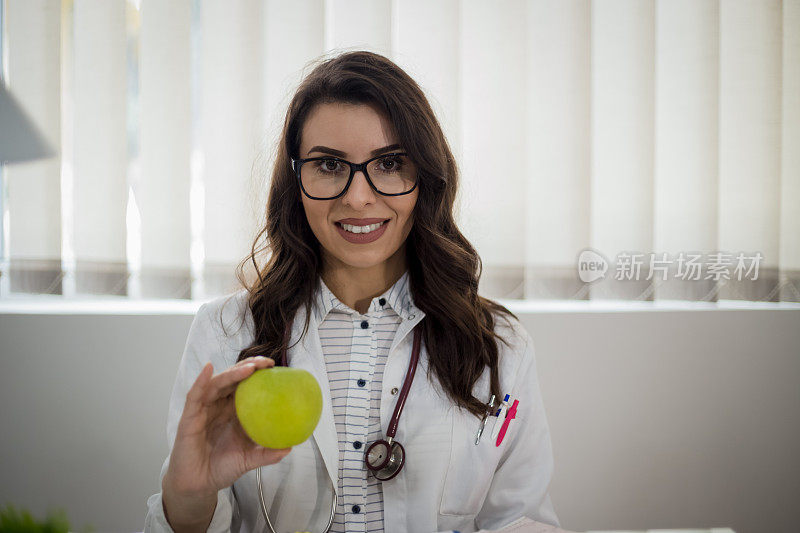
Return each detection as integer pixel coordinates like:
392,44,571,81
144,50,559,533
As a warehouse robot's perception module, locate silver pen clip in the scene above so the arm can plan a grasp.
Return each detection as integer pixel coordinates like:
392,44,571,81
474,394,496,445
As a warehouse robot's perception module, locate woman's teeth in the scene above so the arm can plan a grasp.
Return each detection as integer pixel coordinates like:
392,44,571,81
340,220,386,234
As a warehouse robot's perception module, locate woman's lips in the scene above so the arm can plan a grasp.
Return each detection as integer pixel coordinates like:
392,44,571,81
334,219,390,244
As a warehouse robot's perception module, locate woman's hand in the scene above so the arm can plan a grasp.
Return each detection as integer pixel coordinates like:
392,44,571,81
162,356,293,503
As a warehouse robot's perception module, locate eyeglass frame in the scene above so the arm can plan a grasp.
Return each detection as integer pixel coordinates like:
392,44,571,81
291,152,419,200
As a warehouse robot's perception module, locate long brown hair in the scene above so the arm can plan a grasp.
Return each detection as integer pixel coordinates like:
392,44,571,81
227,50,517,419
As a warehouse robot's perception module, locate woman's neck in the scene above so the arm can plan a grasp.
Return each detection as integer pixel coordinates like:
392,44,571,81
321,248,407,315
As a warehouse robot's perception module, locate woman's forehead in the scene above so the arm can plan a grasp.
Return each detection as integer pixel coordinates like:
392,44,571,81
300,102,399,157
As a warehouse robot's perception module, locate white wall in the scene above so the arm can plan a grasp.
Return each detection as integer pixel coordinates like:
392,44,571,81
0,306,798,532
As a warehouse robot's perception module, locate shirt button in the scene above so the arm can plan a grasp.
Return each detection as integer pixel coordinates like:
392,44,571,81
353,440,362,449
379,297,386,306
360,320,369,329
409,313,415,319
391,387,399,395
357,378,366,387
352,504,361,513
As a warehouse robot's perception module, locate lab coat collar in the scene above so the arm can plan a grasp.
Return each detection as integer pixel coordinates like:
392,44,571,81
290,280,426,497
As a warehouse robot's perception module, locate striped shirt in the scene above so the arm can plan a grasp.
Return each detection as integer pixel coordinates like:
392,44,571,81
312,269,415,533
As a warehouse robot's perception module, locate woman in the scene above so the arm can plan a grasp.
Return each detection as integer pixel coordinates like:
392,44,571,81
144,50,559,533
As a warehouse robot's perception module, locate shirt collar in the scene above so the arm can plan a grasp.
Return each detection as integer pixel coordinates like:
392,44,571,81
312,269,416,322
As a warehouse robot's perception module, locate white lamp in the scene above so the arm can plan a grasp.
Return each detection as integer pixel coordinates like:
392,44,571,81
0,83,56,164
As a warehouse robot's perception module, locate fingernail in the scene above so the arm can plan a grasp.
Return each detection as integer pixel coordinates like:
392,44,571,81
253,356,268,361
244,363,255,370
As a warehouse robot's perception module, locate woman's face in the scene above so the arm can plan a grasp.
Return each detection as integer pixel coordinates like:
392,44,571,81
298,102,418,273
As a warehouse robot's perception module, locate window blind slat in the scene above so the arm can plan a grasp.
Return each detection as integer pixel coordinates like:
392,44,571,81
524,0,591,300
780,0,800,302
200,0,266,297
5,0,63,295
72,0,128,295
653,0,719,301
139,0,192,298
590,0,656,300
460,0,527,299
718,0,782,301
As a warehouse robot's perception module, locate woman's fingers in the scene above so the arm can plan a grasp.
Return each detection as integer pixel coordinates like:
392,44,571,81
246,444,293,470
231,355,274,370
180,357,275,425
182,362,214,419
207,356,276,401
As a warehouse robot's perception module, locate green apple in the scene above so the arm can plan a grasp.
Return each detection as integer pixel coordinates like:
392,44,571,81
235,366,323,449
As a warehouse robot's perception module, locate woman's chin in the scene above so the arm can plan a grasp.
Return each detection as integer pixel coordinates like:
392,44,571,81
327,249,392,271
339,257,390,271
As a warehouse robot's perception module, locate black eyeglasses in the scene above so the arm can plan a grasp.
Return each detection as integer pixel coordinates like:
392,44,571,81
292,152,419,200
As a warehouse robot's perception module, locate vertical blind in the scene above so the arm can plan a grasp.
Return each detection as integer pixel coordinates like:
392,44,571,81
0,0,797,302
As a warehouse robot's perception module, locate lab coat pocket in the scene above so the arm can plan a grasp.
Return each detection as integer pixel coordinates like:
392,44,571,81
439,407,503,516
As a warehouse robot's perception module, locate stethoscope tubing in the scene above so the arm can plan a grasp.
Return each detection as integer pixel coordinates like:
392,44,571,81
385,322,421,439
258,466,337,533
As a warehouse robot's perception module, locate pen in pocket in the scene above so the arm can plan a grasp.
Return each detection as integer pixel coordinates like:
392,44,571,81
495,399,518,447
474,394,496,445
490,394,511,441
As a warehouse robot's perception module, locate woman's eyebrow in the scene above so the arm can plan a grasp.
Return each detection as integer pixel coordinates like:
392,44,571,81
307,143,402,157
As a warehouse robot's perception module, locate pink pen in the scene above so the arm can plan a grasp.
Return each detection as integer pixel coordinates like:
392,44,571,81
495,399,518,447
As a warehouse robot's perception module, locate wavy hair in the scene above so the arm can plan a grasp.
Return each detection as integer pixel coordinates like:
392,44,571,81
228,50,517,419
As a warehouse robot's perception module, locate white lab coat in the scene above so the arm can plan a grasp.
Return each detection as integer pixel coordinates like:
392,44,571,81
144,288,560,533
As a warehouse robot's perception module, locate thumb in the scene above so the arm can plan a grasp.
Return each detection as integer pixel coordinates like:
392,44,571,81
247,445,293,470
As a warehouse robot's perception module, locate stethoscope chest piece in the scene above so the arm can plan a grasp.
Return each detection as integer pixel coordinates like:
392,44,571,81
365,439,406,481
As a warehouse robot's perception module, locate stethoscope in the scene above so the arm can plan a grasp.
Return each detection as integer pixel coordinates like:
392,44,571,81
256,318,423,533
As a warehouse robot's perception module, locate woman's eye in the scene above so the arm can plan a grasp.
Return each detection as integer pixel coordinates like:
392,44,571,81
318,159,341,172
378,156,402,172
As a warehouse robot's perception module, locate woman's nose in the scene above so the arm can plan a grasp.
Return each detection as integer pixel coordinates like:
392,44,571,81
342,169,377,206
